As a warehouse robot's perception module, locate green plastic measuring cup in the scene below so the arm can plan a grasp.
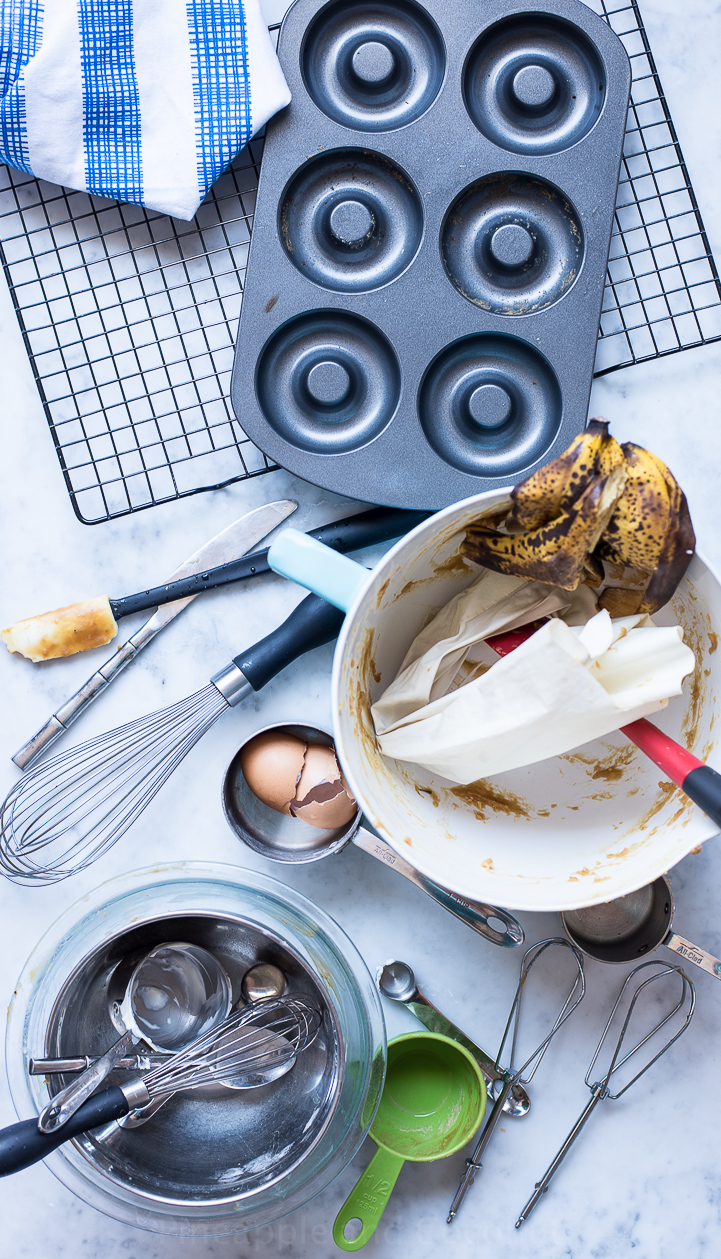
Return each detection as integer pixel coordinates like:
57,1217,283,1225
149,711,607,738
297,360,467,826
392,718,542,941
333,1031,487,1250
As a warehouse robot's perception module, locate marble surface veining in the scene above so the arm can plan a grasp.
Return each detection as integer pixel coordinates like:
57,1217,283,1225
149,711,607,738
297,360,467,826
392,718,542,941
1,0,721,1255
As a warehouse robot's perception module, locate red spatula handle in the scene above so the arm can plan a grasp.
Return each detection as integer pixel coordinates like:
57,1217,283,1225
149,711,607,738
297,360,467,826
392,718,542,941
486,622,721,830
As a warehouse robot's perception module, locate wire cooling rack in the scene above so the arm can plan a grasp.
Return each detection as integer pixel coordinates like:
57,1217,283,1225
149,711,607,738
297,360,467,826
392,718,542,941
0,2,719,524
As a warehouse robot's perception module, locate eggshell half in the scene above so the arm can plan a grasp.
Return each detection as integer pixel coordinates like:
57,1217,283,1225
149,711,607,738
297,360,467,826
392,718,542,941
291,744,358,830
240,730,307,815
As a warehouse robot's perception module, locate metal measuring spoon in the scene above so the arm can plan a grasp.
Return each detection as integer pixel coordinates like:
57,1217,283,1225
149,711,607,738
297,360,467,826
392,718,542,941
222,722,524,950
561,875,721,981
377,960,530,1118
240,963,287,1004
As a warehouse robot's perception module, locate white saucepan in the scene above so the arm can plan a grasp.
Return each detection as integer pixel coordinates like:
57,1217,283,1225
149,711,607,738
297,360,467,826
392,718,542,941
268,491,721,912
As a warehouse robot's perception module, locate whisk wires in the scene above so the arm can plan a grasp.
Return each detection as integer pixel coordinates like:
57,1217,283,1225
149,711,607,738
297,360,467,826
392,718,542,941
515,960,696,1227
498,937,586,1086
0,684,229,883
585,960,696,1099
144,996,323,1098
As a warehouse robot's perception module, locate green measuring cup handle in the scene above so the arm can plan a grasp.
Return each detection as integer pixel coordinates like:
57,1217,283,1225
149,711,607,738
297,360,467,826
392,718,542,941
333,1146,406,1250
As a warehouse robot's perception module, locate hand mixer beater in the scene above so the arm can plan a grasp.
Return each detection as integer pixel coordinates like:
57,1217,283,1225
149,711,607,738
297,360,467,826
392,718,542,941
447,937,586,1223
516,959,696,1227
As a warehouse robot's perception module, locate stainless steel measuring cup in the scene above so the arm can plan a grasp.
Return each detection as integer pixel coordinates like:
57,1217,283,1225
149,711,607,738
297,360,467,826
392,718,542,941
38,942,232,1132
222,721,524,949
561,875,721,981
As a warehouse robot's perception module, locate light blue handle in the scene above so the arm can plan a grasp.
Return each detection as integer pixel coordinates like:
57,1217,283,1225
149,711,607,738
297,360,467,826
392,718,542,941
267,529,369,613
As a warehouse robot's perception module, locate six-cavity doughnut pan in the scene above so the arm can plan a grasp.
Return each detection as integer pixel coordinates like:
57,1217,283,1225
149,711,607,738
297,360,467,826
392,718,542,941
231,0,631,509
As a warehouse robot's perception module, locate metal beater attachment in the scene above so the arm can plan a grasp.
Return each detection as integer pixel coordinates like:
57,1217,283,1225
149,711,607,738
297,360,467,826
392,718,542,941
447,937,585,1224
516,960,696,1228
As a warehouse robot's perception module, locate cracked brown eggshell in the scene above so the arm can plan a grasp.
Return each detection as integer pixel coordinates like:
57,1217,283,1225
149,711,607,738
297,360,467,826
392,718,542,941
292,744,358,830
240,730,307,816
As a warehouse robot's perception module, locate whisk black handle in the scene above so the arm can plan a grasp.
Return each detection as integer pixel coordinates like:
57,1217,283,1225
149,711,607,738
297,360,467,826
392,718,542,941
0,1087,128,1176
235,594,345,693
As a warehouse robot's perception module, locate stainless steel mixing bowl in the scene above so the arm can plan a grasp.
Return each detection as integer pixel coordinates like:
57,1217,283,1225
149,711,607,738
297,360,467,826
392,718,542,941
6,863,386,1235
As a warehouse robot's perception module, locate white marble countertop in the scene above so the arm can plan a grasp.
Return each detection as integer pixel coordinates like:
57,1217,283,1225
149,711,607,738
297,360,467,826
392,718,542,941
2,1,721,1255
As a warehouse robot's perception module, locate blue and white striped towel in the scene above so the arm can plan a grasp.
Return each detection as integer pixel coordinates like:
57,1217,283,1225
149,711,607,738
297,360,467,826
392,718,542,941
0,0,290,219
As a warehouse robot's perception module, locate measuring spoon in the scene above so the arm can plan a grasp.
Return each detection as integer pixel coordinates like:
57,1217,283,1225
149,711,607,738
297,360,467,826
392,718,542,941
222,722,523,950
377,960,529,1118
561,875,721,981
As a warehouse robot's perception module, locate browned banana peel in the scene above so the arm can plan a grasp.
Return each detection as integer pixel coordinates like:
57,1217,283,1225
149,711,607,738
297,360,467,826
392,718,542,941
0,597,118,662
462,420,695,612
595,442,696,613
506,418,627,532
462,464,626,591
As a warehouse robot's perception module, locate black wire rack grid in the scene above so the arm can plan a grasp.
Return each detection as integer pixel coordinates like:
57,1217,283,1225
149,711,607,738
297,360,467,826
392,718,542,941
0,0,719,525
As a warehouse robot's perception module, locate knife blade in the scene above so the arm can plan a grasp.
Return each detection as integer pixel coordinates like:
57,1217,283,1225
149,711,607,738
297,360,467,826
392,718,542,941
12,499,297,771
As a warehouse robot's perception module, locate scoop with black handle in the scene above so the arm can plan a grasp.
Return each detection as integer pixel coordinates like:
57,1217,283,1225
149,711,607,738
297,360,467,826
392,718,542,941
0,1083,141,1176
110,507,430,620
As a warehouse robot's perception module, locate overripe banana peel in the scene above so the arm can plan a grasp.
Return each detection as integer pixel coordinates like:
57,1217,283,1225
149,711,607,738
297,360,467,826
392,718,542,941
462,420,695,614
595,442,696,613
463,463,627,590
505,418,627,532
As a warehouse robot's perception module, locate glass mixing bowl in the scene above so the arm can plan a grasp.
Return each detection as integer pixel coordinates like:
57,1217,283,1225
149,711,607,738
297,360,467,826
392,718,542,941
6,862,386,1235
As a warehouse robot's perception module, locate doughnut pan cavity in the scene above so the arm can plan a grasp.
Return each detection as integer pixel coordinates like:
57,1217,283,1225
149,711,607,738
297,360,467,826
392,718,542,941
232,0,631,509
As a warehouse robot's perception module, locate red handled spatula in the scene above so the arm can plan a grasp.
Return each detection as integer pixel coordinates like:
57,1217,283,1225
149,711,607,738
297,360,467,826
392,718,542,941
486,620,721,831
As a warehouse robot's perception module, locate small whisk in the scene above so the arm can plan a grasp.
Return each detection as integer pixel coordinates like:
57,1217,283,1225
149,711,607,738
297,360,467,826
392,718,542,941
0,593,344,884
0,996,323,1177
447,938,586,1223
516,960,695,1227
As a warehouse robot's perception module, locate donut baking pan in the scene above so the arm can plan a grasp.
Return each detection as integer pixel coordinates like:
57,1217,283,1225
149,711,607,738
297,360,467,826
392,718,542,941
231,0,631,509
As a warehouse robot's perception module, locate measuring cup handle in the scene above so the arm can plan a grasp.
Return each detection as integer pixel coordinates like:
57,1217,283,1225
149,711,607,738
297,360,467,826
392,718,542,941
268,529,369,612
333,1146,406,1250
354,827,523,947
665,932,721,980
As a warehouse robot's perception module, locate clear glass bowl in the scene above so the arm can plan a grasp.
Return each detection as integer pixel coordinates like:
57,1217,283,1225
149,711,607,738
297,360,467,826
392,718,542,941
6,862,386,1235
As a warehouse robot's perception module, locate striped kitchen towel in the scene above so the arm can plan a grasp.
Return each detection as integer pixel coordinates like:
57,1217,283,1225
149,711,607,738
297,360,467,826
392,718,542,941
0,0,291,219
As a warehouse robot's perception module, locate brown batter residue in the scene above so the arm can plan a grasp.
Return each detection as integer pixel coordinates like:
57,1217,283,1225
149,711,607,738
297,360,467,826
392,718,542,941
350,625,382,765
709,632,718,654
591,765,624,782
375,577,390,609
415,785,440,807
563,743,638,783
670,587,711,755
431,550,474,579
448,779,531,820
635,778,682,831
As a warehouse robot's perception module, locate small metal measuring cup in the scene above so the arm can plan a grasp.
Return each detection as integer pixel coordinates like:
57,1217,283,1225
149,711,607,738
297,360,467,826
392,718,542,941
38,942,232,1132
561,875,721,981
222,721,524,949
